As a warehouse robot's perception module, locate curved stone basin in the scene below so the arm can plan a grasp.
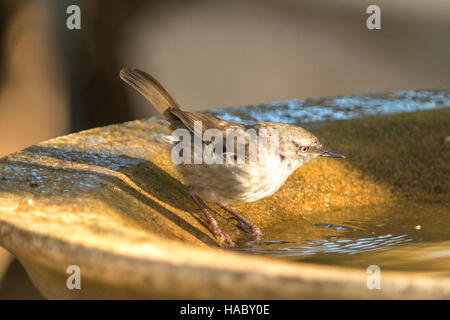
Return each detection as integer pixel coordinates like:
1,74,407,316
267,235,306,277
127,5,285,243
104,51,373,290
0,90,449,299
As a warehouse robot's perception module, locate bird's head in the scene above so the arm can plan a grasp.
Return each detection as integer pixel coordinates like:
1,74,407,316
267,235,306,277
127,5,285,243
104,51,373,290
275,123,344,167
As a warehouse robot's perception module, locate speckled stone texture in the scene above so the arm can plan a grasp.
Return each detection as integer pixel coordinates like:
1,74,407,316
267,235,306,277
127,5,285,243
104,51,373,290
0,90,449,299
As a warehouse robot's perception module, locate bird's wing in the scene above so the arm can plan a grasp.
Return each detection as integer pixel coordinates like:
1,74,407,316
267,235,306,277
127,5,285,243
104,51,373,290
168,108,246,141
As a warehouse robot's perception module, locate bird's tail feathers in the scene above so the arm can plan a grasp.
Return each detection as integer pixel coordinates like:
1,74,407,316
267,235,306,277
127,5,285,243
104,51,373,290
119,68,182,119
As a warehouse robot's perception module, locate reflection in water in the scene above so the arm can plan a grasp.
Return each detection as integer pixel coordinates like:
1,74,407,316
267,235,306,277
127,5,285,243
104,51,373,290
233,200,450,275
239,233,413,256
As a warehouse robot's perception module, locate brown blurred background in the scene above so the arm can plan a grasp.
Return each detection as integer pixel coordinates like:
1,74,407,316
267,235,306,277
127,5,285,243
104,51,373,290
0,0,449,299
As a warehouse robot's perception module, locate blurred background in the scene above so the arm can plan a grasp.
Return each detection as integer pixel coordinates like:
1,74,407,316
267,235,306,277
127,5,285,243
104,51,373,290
0,0,449,299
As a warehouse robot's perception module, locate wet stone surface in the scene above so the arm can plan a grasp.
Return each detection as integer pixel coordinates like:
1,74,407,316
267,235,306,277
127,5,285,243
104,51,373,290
208,89,450,126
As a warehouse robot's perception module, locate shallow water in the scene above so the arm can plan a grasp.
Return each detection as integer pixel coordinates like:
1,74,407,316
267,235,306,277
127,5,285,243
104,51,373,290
234,199,450,275
208,89,450,126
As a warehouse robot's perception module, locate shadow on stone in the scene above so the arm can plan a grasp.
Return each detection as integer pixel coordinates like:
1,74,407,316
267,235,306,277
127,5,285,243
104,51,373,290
5,145,217,246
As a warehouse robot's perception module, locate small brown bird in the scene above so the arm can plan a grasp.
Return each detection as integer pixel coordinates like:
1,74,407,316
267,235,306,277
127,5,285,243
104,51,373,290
119,68,344,246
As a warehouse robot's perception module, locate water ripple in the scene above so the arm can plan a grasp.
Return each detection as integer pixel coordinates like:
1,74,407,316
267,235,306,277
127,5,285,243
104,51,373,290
237,233,413,256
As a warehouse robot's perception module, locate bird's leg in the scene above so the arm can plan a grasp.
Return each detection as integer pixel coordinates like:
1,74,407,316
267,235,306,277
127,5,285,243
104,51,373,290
188,189,234,246
216,203,263,240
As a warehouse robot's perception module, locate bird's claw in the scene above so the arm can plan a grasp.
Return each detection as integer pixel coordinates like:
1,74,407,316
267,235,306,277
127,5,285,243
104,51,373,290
215,230,235,247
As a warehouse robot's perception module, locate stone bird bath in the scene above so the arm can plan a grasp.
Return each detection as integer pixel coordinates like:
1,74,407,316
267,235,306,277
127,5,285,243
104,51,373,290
0,90,449,299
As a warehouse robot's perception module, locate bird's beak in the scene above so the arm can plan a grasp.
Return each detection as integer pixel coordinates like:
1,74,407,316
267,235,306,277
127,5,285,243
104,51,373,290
319,150,345,158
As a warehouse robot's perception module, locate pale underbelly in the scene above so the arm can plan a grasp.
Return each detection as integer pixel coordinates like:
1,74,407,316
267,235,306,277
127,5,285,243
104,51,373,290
177,161,295,204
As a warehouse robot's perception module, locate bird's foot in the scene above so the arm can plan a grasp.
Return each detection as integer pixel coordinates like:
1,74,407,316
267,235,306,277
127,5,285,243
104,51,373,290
217,203,263,240
213,228,235,247
189,191,235,247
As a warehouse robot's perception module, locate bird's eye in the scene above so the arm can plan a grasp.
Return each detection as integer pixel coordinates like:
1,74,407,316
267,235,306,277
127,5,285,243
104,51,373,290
300,146,309,153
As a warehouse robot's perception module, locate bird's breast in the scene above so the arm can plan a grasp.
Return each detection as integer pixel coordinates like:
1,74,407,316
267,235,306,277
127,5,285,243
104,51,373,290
177,155,299,204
